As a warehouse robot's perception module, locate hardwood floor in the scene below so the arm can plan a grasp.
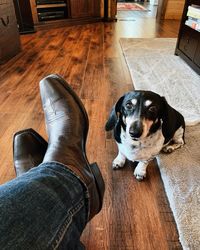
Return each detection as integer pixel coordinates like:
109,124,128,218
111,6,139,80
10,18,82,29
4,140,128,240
0,8,182,250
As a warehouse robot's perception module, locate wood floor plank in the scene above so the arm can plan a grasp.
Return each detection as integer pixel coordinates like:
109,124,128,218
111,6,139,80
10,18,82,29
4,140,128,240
80,24,105,100
62,24,95,93
0,30,49,79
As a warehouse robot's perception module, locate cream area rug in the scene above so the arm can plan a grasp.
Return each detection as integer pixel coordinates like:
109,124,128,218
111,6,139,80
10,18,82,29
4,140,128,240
120,38,200,250
157,125,200,250
120,38,200,126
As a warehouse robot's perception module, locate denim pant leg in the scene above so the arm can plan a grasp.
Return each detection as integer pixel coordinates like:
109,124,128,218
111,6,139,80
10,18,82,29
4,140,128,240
0,162,88,250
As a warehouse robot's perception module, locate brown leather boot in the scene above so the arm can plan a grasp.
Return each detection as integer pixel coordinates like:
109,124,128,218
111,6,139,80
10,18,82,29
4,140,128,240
39,74,105,221
13,128,48,177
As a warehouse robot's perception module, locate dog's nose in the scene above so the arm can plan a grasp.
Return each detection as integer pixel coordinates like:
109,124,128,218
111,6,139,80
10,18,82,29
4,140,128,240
129,121,143,139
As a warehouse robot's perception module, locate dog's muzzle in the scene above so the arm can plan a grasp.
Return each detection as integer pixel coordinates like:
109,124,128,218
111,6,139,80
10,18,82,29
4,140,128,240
129,120,143,140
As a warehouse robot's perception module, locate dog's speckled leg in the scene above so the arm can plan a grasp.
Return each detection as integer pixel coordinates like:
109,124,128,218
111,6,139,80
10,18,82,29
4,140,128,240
134,161,149,181
112,151,126,170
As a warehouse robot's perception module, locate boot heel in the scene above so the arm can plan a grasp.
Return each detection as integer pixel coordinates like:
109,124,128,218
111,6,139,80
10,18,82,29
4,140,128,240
89,162,105,212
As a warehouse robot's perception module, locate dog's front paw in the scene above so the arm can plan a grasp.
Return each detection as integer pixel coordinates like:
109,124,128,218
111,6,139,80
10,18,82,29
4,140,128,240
134,168,146,181
133,162,148,181
112,157,125,170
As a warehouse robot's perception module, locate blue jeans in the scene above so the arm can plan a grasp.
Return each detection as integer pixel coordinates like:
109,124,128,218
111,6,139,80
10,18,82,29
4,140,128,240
0,162,88,250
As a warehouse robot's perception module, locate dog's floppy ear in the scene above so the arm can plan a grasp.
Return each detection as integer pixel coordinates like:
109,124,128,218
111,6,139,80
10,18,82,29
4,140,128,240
105,95,125,131
161,96,171,124
161,97,174,142
161,97,184,142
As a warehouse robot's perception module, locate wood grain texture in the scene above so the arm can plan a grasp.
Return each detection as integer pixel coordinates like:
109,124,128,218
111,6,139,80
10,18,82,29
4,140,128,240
161,0,184,20
0,8,182,249
70,0,101,18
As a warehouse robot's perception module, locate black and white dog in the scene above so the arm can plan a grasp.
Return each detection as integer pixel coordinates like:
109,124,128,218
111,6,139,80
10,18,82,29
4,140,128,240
105,90,185,181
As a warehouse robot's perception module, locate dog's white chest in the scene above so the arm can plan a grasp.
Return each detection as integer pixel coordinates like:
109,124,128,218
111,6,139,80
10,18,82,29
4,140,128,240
118,128,165,162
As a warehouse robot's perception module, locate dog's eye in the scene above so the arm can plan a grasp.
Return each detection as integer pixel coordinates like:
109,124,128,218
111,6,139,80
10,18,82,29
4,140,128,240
125,102,133,110
148,106,157,113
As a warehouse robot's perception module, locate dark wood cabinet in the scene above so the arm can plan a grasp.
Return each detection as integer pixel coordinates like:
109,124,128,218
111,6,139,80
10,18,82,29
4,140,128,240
30,0,101,28
178,25,199,60
70,0,100,18
194,41,200,67
175,0,200,75
0,0,21,64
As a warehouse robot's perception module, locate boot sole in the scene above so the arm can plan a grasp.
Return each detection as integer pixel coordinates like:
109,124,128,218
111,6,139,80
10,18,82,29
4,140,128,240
90,162,105,211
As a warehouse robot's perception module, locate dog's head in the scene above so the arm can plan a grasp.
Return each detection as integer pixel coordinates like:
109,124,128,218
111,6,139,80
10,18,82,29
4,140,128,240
105,90,167,141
